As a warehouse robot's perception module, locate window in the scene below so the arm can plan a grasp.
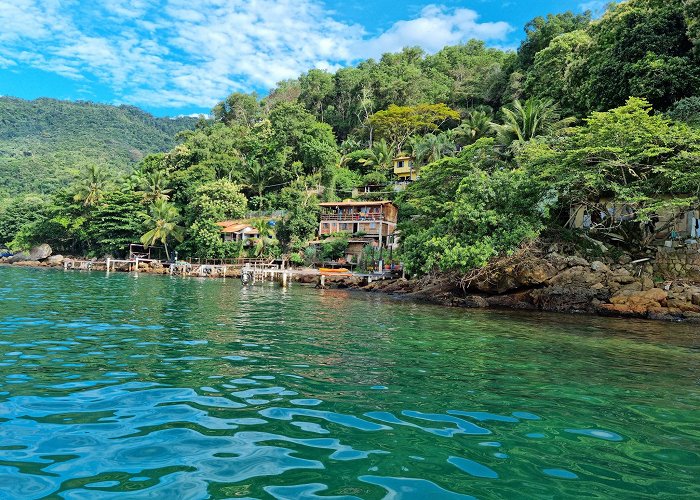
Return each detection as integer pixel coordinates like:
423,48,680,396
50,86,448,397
398,160,404,168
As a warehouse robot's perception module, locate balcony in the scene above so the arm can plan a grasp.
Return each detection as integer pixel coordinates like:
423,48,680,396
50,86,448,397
320,213,386,222
393,165,413,176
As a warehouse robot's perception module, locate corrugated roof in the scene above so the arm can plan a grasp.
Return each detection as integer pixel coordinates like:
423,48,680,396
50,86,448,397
220,224,247,233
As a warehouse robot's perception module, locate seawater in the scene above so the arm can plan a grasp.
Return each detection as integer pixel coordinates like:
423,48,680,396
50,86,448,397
0,266,698,499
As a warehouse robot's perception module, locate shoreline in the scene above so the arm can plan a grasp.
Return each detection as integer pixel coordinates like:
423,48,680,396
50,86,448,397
4,253,700,324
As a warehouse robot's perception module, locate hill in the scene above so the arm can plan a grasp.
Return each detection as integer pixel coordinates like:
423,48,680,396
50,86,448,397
0,97,199,197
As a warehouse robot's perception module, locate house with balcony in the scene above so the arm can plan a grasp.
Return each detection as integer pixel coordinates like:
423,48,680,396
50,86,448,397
318,201,398,249
392,155,417,181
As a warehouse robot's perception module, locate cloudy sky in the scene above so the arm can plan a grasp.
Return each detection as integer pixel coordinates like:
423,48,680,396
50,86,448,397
0,0,607,116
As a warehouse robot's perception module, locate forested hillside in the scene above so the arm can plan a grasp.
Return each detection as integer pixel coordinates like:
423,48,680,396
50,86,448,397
3,0,700,272
0,97,199,197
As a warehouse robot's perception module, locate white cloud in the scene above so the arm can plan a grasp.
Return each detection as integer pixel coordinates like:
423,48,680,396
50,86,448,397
356,5,512,59
0,0,513,110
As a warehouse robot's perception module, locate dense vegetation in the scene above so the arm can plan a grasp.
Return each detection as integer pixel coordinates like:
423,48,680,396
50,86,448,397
0,97,198,197
2,0,700,277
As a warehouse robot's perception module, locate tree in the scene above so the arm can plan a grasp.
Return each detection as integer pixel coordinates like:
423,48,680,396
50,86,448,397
140,199,185,261
0,194,49,245
521,98,700,246
686,0,700,50
85,191,143,257
398,139,548,274
73,164,110,207
358,139,392,171
369,103,460,153
516,11,591,70
667,97,700,126
583,0,699,112
452,110,493,146
139,169,172,202
494,98,575,147
410,133,456,165
299,69,334,122
524,30,593,116
212,92,261,127
249,219,279,257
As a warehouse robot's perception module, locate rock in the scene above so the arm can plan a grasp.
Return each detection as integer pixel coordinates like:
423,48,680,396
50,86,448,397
13,260,41,267
457,295,489,308
46,255,64,266
548,266,599,287
530,286,601,313
641,277,655,290
692,294,700,306
7,252,30,263
29,244,52,261
608,288,668,315
590,261,610,273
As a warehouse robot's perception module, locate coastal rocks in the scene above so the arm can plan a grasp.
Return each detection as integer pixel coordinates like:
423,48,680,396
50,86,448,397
600,288,668,316
12,260,42,267
6,252,31,263
46,255,64,266
29,244,52,261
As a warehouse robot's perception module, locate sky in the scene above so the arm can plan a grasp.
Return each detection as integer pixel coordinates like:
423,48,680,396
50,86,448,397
0,0,610,117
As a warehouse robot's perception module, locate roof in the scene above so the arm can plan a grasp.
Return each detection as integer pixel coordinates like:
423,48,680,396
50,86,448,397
220,223,250,234
393,155,414,161
318,201,396,207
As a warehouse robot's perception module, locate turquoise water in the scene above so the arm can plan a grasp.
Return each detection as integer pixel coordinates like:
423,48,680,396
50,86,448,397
0,267,698,499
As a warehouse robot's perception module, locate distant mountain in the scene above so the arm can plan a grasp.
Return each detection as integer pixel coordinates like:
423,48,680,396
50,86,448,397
0,97,200,197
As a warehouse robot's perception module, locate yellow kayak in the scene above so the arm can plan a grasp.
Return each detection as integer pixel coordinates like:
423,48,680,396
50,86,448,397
319,268,349,273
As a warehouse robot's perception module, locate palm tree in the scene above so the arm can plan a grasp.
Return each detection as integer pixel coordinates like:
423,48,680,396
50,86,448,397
410,133,455,165
140,170,172,202
359,139,392,171
74,165,109,206
249,219,278,257
244,160,273,210
123,170,145,192
493,98,575,146
140,199,185,261
453,110,493,146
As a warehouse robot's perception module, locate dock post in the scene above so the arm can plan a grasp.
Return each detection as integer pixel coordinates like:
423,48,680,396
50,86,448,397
282,271,287,287
223,266,227,279
320,274,325,287
106,258,111,274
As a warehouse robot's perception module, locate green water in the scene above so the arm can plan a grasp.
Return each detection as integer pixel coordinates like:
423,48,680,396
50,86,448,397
0,267,698,499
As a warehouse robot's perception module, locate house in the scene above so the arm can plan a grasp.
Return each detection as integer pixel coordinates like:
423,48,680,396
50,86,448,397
318,201,398,249
392,155,418,181
569,198,700,241
216,220,260,243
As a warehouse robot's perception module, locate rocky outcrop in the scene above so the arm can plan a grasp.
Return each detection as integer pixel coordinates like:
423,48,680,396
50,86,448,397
360,248,700,323
29,244,52,261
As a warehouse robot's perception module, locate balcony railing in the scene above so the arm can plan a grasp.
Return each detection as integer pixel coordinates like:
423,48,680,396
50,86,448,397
321,213,386,221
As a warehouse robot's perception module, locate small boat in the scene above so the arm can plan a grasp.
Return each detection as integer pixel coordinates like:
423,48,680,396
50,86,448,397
319,268,350,273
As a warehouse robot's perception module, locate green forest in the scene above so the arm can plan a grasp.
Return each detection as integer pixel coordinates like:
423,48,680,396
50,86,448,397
2,0,700,276
0,97,198,197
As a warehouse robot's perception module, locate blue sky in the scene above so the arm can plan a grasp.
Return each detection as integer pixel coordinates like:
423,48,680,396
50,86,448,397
0,1,610,117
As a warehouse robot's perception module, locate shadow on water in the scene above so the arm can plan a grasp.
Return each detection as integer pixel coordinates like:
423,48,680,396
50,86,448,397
0,266,698,499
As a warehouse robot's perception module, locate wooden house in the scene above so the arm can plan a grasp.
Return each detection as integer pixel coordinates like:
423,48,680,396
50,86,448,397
318,201,398,248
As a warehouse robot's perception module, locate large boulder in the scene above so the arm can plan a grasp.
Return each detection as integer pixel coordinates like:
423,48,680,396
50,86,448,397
7,252,30,263
46,255,64,266
29,244,52,261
